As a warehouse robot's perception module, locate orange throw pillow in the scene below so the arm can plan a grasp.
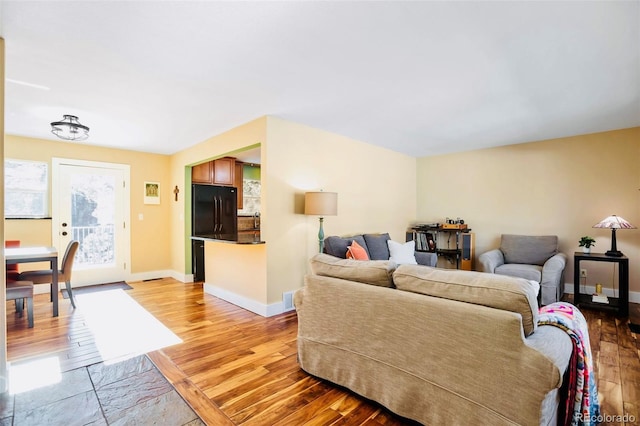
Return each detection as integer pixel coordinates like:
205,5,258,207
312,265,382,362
346,240,369,260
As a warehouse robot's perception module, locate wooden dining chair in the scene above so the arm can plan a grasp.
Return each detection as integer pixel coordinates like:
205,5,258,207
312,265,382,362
18,240,80,309
6,281,34,327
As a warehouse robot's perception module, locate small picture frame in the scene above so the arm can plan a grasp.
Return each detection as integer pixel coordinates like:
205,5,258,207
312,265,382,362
144,181,160,205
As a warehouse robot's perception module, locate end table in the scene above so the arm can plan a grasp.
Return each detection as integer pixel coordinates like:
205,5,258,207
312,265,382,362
573,252,628,317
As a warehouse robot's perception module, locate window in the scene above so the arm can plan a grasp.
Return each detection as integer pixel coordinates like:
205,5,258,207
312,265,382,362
5,159,49,218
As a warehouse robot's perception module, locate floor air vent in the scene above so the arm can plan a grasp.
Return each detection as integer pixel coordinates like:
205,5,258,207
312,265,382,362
283,291,294,311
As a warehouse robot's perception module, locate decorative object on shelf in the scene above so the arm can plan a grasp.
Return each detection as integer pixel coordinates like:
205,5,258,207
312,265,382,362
50,114,90,141
304,191,338,253
592,215,636,257
143,181,160,205
578,236,596,254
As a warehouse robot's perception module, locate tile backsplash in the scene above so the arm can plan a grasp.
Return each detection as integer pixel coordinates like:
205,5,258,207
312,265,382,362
238,179,261,215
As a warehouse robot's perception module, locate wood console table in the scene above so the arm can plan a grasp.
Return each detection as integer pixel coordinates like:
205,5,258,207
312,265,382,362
573,252,628,317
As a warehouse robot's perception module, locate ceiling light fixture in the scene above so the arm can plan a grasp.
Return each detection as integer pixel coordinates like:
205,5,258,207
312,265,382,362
50,115,90,141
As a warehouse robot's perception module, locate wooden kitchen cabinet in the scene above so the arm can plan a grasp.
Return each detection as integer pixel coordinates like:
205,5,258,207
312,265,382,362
212,157,235,185
191,157,236,186
191,161,213,184
234,161,244,209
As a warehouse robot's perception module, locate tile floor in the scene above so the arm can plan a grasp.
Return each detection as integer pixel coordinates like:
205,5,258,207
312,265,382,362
0,354,204,426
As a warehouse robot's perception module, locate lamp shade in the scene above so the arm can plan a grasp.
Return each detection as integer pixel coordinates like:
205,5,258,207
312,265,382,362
304,192,337,216
593,214,636,257
592,215,637,229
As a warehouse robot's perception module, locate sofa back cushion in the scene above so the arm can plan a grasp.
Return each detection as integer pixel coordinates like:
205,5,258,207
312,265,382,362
393,265,539,336
324,235,368,259
363,233,391,260
500,234,558,266
310,253,396,288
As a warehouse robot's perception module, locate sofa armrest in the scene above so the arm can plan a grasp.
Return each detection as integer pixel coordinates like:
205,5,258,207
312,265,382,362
541,253,567,285
415,251,437,267
525,324,573,385
478,249,504,273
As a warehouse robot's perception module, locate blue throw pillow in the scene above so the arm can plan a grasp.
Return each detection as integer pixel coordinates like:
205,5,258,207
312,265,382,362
363,233,391,260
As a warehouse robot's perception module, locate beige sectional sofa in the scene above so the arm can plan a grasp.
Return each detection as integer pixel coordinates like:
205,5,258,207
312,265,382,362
294,254,574,425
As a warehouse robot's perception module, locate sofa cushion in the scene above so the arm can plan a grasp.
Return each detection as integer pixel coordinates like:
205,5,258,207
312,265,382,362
496,263,543,283
324,235,368,259
500,235,558,266
387,240,418,265
346,240,370,260
393,265,539,336
363,233,391,260
310,253,396,288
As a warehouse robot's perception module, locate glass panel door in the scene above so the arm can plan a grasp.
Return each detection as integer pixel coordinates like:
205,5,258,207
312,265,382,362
53,159,130,286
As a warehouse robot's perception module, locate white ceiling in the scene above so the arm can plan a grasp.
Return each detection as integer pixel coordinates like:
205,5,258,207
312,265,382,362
1,1,639,158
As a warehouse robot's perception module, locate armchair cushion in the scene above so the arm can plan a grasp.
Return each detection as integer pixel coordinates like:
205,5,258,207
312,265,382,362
500,234,558,266
495,264,542,282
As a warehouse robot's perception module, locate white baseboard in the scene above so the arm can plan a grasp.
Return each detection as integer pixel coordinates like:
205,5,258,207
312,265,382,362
564,283,640,304
203,283,289,317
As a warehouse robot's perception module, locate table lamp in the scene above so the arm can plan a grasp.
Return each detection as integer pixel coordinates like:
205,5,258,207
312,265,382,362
592,214,636,257
304,191,338,253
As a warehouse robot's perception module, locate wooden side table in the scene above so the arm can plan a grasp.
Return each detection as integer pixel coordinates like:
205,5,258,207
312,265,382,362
573,252,629,317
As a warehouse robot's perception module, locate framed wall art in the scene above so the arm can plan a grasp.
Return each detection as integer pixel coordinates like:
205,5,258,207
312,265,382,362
144,181,160,205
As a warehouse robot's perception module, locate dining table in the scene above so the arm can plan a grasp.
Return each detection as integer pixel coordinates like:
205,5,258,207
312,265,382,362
5,246,59,317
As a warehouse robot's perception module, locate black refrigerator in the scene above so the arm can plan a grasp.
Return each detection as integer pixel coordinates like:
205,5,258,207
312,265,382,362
192,184,237,281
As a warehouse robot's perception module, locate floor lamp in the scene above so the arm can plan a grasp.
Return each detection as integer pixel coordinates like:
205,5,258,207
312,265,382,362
304,191,338,253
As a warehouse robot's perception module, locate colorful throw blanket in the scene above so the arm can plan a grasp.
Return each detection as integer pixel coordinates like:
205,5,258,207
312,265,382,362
538,302,600,426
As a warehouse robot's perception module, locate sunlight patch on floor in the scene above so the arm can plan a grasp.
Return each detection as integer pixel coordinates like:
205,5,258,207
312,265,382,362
9,356,62,394
76,289,182,365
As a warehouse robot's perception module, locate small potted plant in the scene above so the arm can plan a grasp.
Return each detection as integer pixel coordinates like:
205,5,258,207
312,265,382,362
578,236,596,254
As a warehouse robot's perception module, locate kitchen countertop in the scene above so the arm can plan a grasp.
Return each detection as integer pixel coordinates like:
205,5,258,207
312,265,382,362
191,233,265,245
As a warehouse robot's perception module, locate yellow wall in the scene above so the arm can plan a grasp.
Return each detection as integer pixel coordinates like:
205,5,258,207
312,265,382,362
204,240,267,305
417,127,640,293
264,116,417,304
4,135,171,274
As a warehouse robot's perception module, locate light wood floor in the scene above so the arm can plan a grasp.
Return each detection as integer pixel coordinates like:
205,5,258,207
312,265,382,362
6,278,640,425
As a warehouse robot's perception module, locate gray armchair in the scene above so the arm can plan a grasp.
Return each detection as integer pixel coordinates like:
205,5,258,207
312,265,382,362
479,234,567,305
